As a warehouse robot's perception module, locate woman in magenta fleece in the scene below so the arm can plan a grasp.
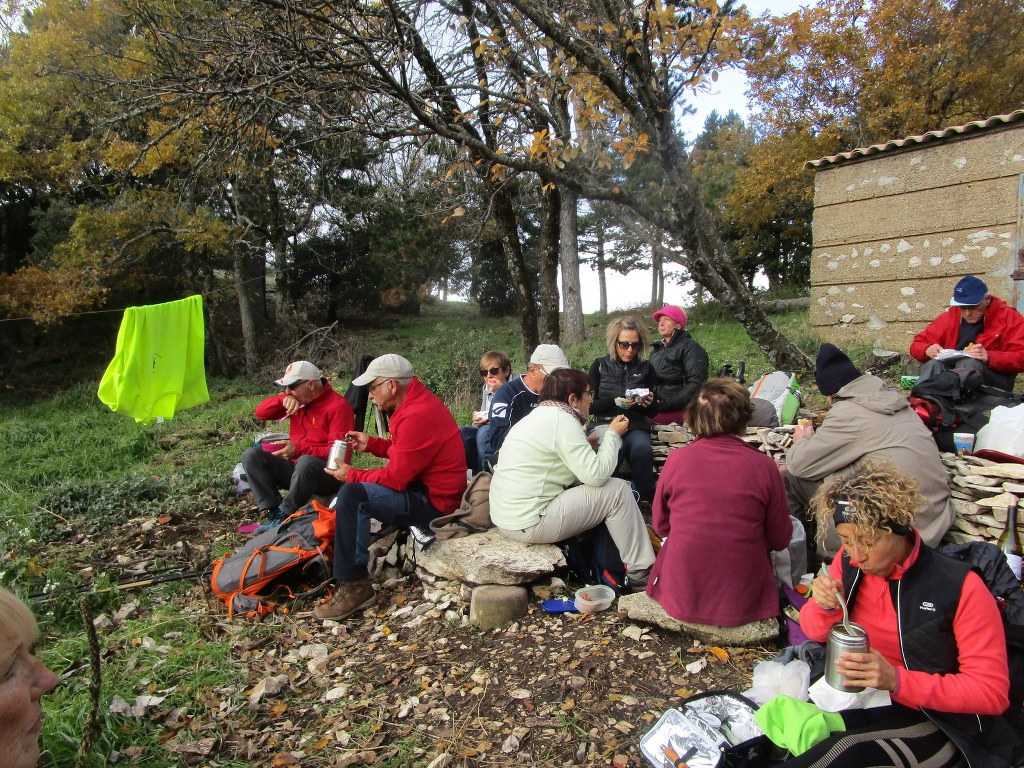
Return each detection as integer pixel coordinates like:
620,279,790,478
647,378,792,626
788,462,1017,768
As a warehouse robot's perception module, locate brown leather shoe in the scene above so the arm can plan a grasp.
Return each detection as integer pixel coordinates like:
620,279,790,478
314,578,376,620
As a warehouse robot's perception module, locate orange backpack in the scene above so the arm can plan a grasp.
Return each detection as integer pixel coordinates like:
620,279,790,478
211,500,335,618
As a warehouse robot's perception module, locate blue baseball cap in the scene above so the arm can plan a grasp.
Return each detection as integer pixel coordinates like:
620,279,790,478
950,275,988,307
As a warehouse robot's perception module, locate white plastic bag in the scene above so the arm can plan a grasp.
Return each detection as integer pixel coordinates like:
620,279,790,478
743,659,811,705
975,404,1024,457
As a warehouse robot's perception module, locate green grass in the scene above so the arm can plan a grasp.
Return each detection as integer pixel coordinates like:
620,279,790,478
39,606,246,768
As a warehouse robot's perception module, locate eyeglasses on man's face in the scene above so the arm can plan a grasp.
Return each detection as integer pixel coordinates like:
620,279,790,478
284,380,309,392
616,340,642,350
367,379,391,394
480,366,503,377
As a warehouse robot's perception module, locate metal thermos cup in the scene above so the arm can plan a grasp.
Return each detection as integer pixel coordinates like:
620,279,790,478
825,622,869,692
342,437,354,465
327,439,345,469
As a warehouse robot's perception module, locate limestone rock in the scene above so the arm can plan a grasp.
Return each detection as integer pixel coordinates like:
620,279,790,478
616,593,778,647
411,529,565,586
469,585,529,629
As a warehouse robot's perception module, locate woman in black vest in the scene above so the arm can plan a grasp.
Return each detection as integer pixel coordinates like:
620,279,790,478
587,316,659,503
784,462,1019,768
647,305,708,425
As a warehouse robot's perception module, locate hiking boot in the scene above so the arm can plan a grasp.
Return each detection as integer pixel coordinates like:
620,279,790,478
314,578,376,620
254,507,285,535
627,568,650,593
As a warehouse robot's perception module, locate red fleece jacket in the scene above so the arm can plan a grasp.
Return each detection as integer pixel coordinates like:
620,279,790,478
910,297,1024,374
253,380,354,460
800,535,1009,716
348,377,467,514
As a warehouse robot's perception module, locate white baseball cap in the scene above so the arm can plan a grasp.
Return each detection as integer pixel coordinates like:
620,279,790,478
352,353,415,386
274,360,322,387
529,344,569,373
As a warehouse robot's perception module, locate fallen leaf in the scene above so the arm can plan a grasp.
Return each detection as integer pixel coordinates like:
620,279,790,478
708,646,730,663
509,689,532,699
622,625,646,641
560,698,575,711
685,658,708,675
613,754,630,767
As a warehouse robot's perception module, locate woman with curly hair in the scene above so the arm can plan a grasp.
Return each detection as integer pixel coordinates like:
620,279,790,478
786,462,1019,768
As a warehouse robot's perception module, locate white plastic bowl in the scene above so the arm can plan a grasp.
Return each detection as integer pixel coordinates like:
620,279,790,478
574,584,616,613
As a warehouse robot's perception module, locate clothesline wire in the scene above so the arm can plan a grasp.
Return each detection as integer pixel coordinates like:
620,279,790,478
0,269,271,324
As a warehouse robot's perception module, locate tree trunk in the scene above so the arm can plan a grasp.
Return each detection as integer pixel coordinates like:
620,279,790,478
559,187,585,342
201,262,231,377
490,183,538,359
551,94,584,341
659,134,812,372
651,246,663,307
597,233,608,316
538,185,561,344
234,246,265,376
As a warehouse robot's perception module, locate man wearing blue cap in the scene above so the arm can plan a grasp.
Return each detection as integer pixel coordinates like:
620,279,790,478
910,274,1024,390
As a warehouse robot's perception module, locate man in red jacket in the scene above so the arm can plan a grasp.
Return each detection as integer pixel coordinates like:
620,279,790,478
910,275,1024,391
317,353,467,621
241,360,355,533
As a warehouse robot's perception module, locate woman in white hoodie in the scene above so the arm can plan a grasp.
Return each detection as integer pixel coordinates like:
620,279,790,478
489,368,655,585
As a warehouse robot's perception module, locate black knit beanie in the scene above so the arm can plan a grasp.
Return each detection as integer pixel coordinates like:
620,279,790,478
814,343,861,396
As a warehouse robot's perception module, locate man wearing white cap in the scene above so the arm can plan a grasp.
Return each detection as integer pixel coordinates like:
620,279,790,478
911,274,1024,390
316,354,467,621
241,360,355,533
483,344,570,469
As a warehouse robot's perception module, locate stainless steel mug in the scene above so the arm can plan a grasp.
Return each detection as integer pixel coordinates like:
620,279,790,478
825,622,869,692
327,439,345,469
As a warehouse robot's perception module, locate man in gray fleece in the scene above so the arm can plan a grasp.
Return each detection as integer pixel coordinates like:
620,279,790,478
782,343,954,556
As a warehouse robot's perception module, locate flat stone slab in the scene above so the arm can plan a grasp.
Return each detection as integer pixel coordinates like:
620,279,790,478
617,592,779,647
412,529,565,586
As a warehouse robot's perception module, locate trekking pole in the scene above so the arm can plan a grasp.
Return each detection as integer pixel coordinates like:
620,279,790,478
28,566,213,603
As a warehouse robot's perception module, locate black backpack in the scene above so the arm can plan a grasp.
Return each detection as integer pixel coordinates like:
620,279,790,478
559,523,631,595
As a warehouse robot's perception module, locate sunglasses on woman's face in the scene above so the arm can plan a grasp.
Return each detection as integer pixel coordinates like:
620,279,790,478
616,341,642,350
480,366,503,377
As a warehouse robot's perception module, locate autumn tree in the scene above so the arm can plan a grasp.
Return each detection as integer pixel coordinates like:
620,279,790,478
736,0,1024,297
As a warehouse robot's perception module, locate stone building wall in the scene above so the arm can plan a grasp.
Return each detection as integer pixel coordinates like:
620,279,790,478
807,114,1024,351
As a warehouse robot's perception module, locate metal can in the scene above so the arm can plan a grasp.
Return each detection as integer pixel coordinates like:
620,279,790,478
825,622,869,692
327,439,345,470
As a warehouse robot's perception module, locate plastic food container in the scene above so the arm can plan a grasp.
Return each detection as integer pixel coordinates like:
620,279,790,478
574,585,616,613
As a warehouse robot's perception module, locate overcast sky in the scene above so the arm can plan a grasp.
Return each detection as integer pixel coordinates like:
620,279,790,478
574,0,818,314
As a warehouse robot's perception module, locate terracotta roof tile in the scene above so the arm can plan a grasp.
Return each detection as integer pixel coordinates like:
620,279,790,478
803,109,1024,170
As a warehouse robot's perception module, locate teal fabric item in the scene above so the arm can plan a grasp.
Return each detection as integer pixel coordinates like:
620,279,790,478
755,695,845,756
98,295,209,424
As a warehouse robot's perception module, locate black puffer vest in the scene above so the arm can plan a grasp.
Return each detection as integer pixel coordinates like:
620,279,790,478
841,543,1020,768
590,356,655,431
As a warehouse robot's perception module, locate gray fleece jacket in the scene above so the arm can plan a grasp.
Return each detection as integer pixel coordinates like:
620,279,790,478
787,374,955,548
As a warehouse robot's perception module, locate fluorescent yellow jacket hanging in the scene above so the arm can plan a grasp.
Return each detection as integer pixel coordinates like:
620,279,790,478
98,295,210,423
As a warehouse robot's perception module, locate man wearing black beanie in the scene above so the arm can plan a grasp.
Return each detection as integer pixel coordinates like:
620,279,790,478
781,343,953,556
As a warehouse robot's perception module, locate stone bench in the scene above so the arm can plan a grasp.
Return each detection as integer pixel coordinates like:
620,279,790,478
616,592,779,647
